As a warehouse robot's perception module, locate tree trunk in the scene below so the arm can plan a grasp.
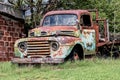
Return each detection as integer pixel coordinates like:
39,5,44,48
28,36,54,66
30,0,34,28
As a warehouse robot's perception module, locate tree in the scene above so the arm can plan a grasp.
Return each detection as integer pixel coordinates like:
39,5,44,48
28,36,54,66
108,0,120,32
8,0,25,9
8,0,120,32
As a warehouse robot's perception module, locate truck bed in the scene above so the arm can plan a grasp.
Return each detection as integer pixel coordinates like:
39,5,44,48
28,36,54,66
109,33,120,44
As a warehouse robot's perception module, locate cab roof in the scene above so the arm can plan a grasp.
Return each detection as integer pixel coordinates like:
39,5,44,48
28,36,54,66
44,10,90,17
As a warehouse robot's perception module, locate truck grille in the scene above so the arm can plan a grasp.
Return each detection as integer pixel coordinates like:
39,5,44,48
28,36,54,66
27,41,50,57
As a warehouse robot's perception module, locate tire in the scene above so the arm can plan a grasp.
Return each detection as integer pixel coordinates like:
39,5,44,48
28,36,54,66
70,48,83,61
65,45,84,62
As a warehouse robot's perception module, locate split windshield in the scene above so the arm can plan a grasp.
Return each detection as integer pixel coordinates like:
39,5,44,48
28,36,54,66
42,14,77,26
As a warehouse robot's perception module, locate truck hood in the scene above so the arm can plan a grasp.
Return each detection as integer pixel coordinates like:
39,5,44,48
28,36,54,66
29,26,79,37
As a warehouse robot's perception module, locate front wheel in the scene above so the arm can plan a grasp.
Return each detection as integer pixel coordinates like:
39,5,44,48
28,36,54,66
70,48,83,61
72,49,80,60
65,45,84,62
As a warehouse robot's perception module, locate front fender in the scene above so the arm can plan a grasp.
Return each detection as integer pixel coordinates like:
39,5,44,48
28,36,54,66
50,36,84,58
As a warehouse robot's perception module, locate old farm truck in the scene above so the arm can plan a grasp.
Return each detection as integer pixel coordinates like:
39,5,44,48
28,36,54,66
12,10,120,64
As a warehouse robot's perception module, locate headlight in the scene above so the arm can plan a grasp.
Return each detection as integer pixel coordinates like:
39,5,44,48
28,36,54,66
51,42,59,51
18,42,27,52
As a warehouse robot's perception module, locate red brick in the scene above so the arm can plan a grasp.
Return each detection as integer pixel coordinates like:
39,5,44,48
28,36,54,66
10,42,14,46
19,33,22,37
0,37,2,40
7,27,11,31
7,47,11,52
16,28,20,32
4,42,9,46
12,28,15,32
0,20,4,25
9,21,13,26
5,32,9,36
19,23,23,27
3,37,7,41
15,37,19,39
13,38,17,42
13,38,16,42
0,35,3,40
0,16,5,21
8,37,12,41
4,26,7,30
10,38,13,41
10,52,13,55
0,15,2,18
10,32,14,37
14,22,19,26
11,48,14,51
1,26,6,30
9,54,13,58
17,28,21,32
14,33,18,37
0,41,4,46
0,47,3,51
5,21,9,25
2,47,6,51
0,30,4,35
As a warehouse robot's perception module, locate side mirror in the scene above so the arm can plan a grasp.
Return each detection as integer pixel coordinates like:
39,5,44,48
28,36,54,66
76,19,80,29
76,19,82,29
76,19,82,33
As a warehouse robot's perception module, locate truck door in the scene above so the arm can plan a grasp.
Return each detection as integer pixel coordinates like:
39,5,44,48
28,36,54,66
80,14,96,55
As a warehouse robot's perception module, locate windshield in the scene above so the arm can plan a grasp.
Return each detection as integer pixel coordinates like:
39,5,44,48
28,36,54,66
42,14,77,26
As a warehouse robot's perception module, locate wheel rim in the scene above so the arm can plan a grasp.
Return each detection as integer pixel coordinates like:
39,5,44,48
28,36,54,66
73,52,79,60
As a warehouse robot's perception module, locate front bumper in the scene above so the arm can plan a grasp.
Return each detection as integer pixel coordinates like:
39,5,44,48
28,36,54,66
11,58,64,64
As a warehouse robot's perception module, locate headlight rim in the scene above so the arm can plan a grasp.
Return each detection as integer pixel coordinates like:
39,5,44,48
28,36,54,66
18,41,27,52
51,41,59,51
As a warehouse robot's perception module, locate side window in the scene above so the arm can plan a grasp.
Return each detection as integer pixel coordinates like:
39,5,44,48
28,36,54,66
80,15,91,26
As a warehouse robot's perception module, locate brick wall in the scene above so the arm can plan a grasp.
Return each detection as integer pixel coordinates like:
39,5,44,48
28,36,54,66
0,15,24,61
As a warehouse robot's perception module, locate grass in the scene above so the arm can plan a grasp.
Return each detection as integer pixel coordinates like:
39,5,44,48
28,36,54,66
0,58,120,80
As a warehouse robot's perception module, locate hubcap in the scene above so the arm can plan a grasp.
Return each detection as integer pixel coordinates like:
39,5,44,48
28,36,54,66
73,52,79,60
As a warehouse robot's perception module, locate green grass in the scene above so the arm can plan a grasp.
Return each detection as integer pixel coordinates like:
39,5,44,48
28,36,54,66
0,59,120,80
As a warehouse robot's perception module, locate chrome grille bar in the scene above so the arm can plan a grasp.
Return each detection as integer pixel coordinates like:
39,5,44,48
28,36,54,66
27,41,50,57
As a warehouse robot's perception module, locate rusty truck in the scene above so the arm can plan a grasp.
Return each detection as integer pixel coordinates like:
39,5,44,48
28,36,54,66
12,9,120,64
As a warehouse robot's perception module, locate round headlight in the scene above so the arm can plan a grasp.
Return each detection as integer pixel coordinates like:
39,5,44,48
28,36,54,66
51,42,59,51
18,42,27,52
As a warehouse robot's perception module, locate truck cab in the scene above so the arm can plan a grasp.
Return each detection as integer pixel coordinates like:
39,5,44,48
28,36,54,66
12,10,100,63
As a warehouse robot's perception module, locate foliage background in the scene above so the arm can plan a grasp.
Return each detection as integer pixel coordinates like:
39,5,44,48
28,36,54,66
0,0,120,32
